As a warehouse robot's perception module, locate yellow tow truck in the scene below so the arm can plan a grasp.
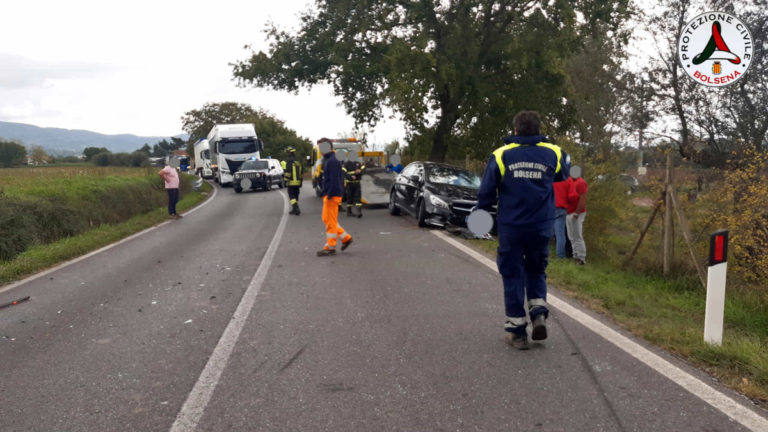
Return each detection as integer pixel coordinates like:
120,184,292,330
310,137,394,205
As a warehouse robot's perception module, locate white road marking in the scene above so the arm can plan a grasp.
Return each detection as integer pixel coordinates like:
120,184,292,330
0,183,218,295
432,230,768,432
169,191,289,432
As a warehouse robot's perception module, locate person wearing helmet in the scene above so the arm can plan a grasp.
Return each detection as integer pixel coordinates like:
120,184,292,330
283,147,303,215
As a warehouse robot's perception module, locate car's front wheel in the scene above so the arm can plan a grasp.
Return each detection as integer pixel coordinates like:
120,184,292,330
388,190,400,216
417,199,429,227
234,187,242,193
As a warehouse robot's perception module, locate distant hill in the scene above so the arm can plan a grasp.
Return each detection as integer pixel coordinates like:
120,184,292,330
0,121,189,156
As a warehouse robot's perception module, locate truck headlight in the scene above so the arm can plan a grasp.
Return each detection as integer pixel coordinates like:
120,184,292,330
429,195,449,209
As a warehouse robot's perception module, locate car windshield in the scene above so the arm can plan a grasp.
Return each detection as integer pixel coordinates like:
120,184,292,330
219,139,257,154
241,160,269,170
427,165,481,188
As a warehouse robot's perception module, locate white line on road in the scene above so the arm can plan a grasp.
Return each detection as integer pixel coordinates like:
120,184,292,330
170,191,289,432
0,182,218,296
432,230,768,432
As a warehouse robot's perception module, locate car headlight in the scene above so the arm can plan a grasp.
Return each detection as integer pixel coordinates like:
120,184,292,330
221,168,230,174
429,195,449,209
234,173,240,179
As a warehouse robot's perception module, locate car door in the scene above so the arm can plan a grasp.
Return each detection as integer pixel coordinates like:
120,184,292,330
401,163,423,213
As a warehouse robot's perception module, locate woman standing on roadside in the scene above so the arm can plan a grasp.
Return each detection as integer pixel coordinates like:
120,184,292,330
158,163,182,219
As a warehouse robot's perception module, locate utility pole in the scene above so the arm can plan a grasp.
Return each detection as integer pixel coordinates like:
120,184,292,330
663,151,674,275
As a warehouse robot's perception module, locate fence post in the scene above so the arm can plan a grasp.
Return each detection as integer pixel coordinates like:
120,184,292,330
704,230,729,346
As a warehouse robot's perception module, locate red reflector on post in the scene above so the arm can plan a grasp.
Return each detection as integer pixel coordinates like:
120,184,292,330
708,230,729,266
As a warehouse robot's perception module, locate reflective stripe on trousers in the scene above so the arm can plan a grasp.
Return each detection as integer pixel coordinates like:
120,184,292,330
321,196,350,248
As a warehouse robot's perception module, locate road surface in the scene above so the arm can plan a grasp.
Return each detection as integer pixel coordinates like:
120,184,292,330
1,183,766,431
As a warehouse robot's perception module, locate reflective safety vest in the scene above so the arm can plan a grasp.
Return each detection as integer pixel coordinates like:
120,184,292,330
342,161,365,183
283,159,303,186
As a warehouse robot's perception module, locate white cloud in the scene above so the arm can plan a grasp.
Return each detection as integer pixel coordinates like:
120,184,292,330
0,0,405,144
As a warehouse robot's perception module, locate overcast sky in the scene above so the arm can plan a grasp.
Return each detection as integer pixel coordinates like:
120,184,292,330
0,0,405,146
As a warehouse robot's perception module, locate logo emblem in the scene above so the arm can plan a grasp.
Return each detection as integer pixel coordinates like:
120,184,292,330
678,12,753,87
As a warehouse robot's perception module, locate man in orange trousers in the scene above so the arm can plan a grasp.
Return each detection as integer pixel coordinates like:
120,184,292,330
317,138,353,256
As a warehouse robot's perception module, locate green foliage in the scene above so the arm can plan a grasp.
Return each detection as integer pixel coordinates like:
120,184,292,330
0,140,27,167
0,167,191,262
233,0,632,162
83,147,110,161
181,102,313,163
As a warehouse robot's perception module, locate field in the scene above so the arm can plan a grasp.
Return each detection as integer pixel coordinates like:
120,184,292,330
0,165,210,283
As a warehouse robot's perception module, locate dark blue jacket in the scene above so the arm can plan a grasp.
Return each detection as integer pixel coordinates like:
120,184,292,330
321,152,344,198
477,135,569,229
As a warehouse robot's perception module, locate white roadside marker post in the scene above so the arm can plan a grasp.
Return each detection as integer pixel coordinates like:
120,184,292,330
704,230,729,346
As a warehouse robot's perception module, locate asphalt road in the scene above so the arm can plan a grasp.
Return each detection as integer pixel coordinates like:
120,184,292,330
1,183,766,432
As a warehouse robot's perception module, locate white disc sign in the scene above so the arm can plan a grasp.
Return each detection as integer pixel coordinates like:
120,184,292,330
348,151,361,162
467,209,494,236
337,150,349,162
390,154,401,166
318,141,332,154
240,178,251,190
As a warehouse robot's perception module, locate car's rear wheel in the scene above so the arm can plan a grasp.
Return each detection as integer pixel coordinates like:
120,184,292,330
388,190,400,215
417,199,429,227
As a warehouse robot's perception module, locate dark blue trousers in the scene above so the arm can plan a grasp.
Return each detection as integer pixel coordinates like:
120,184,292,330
496,224,551,335
167,188,179,215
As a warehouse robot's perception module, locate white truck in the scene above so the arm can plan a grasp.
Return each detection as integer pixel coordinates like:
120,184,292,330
193,138,214,179
207,124,263,186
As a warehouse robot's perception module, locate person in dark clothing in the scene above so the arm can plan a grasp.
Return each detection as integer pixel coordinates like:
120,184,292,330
477,111,569,350
283,147,303,215
343,158,365,218
317,139,353,256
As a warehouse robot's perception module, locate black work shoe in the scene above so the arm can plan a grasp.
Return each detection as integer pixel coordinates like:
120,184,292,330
531,315,548,341
347,207,354,216
316,249,336,257
356,210,363,218
341,238,353,251
505,333,530,350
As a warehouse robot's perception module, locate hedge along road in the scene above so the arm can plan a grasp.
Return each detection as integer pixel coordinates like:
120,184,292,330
0,182,766,431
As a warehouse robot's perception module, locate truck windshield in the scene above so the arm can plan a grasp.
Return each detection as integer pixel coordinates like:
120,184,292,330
219,139,257,154
241,160,269,170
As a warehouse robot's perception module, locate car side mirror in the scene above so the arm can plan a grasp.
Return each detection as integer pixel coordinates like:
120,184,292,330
269,167,274,171
410,175,421,183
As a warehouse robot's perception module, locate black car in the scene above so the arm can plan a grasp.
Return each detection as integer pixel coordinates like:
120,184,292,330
388,161,491,228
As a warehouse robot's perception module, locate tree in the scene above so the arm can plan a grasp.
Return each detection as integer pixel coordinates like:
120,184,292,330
0,140,27,167
181,102,259,143
137,144,152,155
83,147,110,161
29,146,50,165
181,102,312,162
233,0,631,161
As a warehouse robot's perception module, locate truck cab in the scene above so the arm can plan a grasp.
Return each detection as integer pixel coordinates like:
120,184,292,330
207,124,264,186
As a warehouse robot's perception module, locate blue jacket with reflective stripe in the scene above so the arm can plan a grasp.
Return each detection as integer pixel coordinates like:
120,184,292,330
321,152,344,198
477,135,569,229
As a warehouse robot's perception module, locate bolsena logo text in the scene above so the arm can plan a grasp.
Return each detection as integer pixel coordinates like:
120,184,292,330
678,11,753,87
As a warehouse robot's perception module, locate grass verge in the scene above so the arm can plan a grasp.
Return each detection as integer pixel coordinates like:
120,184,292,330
465,237,768,408
0,181,212,286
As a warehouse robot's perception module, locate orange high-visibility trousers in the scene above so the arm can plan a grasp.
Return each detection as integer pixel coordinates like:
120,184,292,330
322,196,351,250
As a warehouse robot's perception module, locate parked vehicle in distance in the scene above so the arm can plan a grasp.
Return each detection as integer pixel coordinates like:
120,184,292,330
193,139,214,179
389,161,492,229
207,124,263,186
233,158,284,193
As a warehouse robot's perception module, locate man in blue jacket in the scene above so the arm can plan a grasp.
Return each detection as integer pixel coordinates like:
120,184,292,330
477,111,569,350
317,138,353,256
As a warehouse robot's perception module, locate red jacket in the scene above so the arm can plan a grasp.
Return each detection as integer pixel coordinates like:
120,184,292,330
567,177,588,214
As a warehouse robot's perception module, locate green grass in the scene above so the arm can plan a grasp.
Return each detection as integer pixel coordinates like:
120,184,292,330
465,237,768,406
0,171,211,285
